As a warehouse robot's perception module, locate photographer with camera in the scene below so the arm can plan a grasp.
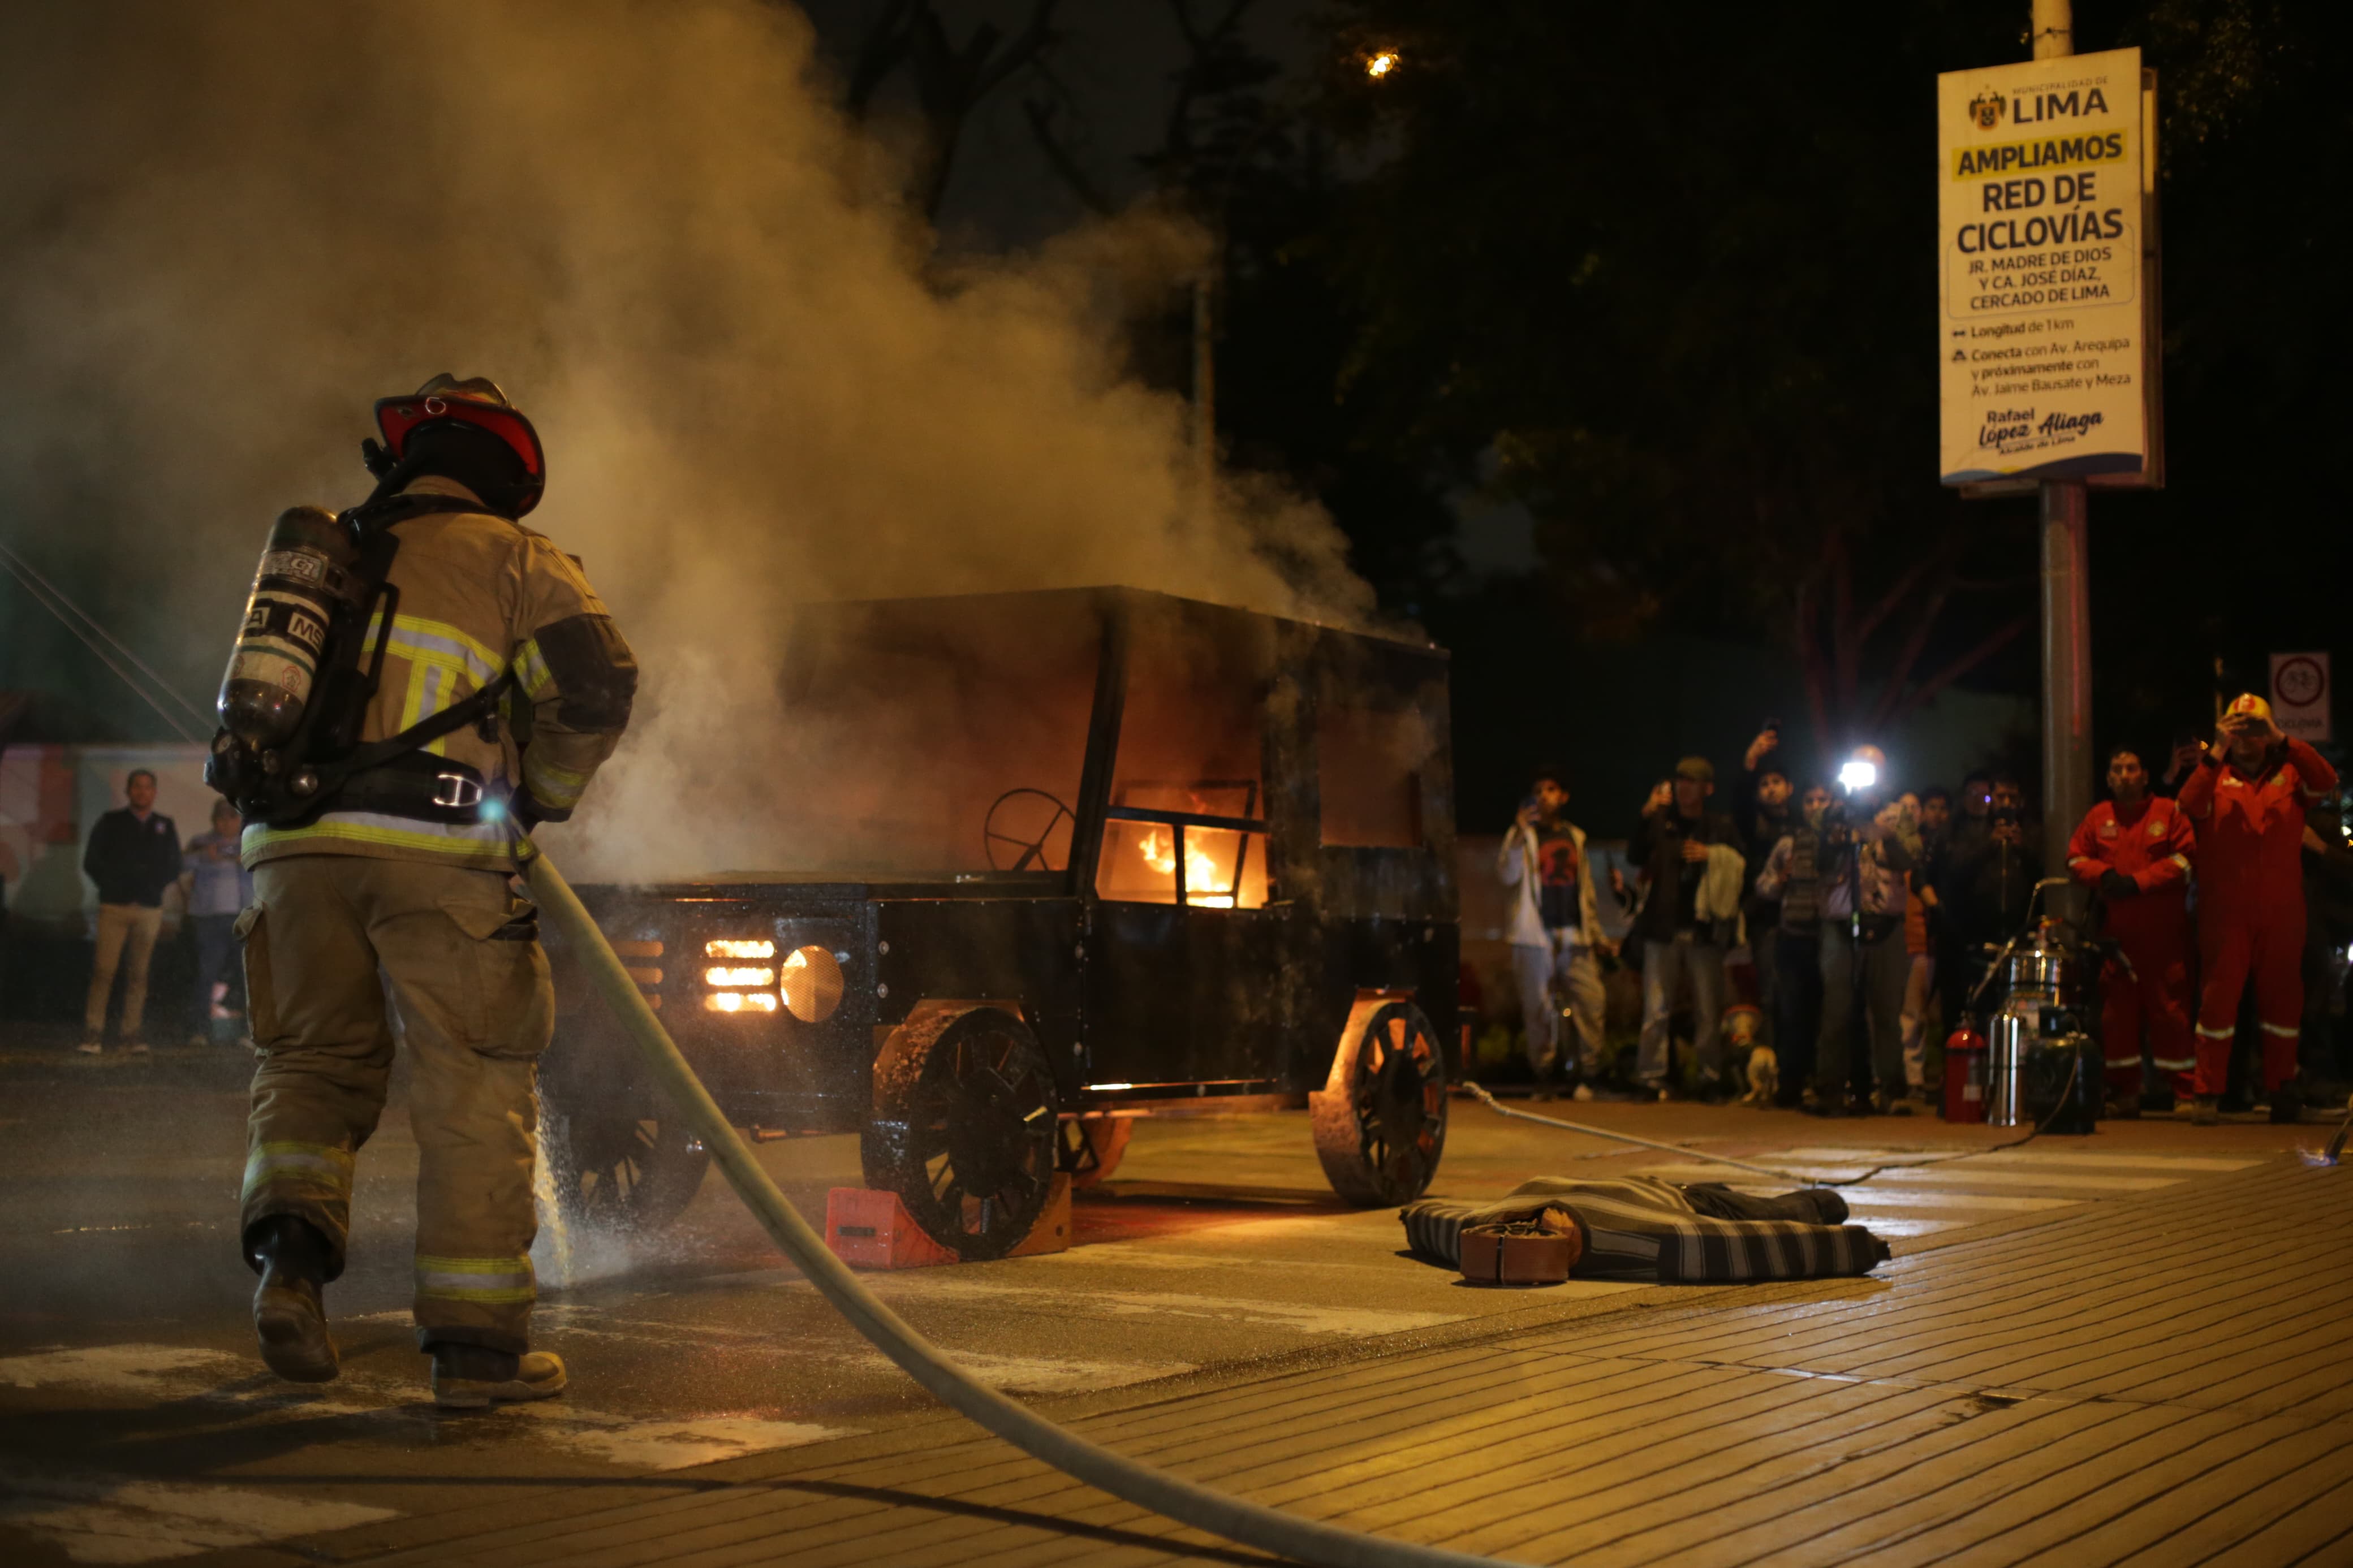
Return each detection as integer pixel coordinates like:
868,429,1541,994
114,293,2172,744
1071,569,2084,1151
2179,694,2339,1124
1802,747,1916,1116
1626,757,1745,1100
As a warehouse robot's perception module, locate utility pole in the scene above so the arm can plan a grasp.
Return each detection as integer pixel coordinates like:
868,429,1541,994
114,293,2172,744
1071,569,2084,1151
2033,0,2092,883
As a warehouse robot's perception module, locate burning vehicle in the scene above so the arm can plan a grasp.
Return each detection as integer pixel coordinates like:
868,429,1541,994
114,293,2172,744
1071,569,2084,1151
540,587,1458,1259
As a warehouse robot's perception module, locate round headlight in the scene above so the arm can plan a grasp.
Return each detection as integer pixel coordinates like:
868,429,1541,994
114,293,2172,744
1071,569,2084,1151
780,945,844,1023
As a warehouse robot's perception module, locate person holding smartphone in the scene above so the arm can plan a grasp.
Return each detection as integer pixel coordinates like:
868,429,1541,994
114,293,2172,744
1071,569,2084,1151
1498,768,1614,1096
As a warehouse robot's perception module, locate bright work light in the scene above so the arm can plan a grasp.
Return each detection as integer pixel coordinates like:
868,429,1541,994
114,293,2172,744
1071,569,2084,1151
1838,758,1878,792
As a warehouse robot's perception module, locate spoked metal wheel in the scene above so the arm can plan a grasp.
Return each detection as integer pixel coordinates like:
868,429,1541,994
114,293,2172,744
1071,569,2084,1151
862,1005,1061,1259
1309,996,1449,1205
546,1107,711,1234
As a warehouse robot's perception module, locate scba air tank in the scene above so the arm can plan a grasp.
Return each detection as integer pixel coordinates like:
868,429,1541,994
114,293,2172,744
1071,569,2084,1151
217,506,363,750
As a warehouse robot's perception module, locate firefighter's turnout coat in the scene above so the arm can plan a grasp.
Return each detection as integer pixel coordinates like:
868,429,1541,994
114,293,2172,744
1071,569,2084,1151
238,474,636,1355
241,473,633,871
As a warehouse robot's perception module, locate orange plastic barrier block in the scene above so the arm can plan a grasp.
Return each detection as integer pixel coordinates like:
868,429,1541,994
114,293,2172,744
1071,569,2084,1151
824,1174,1070,1271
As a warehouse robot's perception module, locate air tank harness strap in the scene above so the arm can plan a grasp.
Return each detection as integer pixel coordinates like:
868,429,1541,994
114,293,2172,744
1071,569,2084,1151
304,669,516,824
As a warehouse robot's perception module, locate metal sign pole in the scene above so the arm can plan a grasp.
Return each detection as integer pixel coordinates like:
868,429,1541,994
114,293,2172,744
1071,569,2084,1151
2032,0,2093,884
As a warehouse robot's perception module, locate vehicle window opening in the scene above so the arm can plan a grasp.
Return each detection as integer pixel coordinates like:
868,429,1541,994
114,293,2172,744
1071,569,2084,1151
1096,633,1270,909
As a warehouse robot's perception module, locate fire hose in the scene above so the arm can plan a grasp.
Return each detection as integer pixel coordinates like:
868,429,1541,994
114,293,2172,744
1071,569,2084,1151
518,837,1518,1568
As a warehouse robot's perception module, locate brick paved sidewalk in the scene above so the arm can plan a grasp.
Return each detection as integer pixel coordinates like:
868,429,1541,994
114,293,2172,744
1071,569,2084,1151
197,1152,2353,1568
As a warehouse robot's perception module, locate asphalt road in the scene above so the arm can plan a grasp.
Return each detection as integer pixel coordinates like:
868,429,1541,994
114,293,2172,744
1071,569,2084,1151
0,1033,2331,1565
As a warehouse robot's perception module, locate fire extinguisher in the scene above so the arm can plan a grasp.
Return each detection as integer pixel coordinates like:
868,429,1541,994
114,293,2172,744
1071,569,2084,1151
1942,1025,1989,1124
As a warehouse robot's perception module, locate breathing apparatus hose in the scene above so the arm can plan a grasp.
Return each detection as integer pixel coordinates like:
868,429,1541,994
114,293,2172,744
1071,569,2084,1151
517,837,1518,1568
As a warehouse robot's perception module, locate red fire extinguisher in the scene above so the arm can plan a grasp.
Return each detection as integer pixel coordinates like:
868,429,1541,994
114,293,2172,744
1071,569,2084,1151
1943,1026,1989,1124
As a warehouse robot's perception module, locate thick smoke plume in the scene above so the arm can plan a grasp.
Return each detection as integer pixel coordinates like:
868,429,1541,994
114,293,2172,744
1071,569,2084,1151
0,2,1370,880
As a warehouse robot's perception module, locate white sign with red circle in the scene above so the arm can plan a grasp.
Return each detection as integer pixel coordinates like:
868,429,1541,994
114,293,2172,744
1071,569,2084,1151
2270,652,2330,743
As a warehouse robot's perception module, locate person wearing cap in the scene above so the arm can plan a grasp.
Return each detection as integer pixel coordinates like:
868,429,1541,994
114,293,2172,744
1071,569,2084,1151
2065,746,2198,1116
230,375,636,1407
1625,757,1745,1099
2178,694,2339,1123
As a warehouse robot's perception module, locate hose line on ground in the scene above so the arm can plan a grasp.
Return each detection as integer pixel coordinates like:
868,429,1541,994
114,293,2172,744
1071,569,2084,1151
520,839,1518,1568
1462,1071,2083,1188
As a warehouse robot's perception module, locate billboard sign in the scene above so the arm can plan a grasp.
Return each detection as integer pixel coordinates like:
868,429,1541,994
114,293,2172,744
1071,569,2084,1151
1938,48,2160,488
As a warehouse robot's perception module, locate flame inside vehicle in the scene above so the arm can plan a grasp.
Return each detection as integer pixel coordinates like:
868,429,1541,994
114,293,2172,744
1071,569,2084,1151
706,939,775,959
704,991,779,1013
705,966,775,987
1139,827,1234,909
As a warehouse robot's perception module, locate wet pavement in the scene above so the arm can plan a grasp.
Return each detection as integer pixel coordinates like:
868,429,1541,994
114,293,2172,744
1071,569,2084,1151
0,1023,2337,1565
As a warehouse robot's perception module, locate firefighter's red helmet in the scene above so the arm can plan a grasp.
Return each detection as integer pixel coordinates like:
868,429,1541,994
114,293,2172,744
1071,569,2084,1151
373,374,546,515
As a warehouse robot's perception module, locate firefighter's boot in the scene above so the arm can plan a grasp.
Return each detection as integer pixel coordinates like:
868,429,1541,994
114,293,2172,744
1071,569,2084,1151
248,1215,339,1383
429,1342,567,1410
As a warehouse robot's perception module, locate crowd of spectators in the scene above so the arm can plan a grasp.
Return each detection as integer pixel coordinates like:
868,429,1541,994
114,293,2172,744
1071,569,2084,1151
74,771,252,1056
1497,697,2352,1122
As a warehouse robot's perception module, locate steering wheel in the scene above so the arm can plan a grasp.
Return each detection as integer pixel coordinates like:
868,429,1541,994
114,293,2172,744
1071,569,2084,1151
984,789,1075,872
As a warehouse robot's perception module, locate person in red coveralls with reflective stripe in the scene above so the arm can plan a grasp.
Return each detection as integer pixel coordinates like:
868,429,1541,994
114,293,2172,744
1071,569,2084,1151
2177,694,2340,1124
2066,747,2197,1117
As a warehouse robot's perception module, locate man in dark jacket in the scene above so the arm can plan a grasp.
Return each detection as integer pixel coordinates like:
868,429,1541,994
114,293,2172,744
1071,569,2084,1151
1755,781,1834,1106
79,768,182,1055
1626,757,1745,1098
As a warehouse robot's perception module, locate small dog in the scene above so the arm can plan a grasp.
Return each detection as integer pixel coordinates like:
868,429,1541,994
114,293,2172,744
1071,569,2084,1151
1742,1044,1779,1105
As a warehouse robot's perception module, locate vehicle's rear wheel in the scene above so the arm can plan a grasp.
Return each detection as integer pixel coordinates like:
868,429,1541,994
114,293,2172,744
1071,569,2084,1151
1309,996,1448,1205
542,1103,711,1234
862,1005,1061,1259
1057,1116,1134,1187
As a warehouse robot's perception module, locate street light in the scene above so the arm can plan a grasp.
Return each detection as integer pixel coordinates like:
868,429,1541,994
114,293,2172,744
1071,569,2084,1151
1364,50,1398,79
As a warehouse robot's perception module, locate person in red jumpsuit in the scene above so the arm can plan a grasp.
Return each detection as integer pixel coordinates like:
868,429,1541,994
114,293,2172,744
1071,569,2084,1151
2066,747,2196,1116
2178,694,2340,1122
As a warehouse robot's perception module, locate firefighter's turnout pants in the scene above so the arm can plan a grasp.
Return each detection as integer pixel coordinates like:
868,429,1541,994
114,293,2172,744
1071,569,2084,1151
239,854,551,1353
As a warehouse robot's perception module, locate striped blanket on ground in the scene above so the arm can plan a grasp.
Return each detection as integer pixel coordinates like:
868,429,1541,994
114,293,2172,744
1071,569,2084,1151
1401,1176,1891,1284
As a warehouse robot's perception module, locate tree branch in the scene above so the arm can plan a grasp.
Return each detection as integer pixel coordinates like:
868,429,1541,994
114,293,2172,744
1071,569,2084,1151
1796,576,1833,754
1022,93,1116,215
1865,574,1951,732
1850,542,1949,651
971,0,1062,103
1881,614,2032,729
846,0,919,119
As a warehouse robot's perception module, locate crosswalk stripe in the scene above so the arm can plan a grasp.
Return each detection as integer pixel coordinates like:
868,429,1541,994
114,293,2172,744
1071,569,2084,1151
1864,1167,2179,1191
1958,1149,2262,1172
1819,1189,2083,1213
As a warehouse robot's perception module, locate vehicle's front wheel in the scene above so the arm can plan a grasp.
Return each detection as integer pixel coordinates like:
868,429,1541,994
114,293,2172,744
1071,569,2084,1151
1309,996,1448,1205
862,1005,1061,1259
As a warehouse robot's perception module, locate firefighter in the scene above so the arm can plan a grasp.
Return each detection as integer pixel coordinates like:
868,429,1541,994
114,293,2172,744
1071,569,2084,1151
236,375,636,1406
2177,694,2338,1124
2065,746,2196,1117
